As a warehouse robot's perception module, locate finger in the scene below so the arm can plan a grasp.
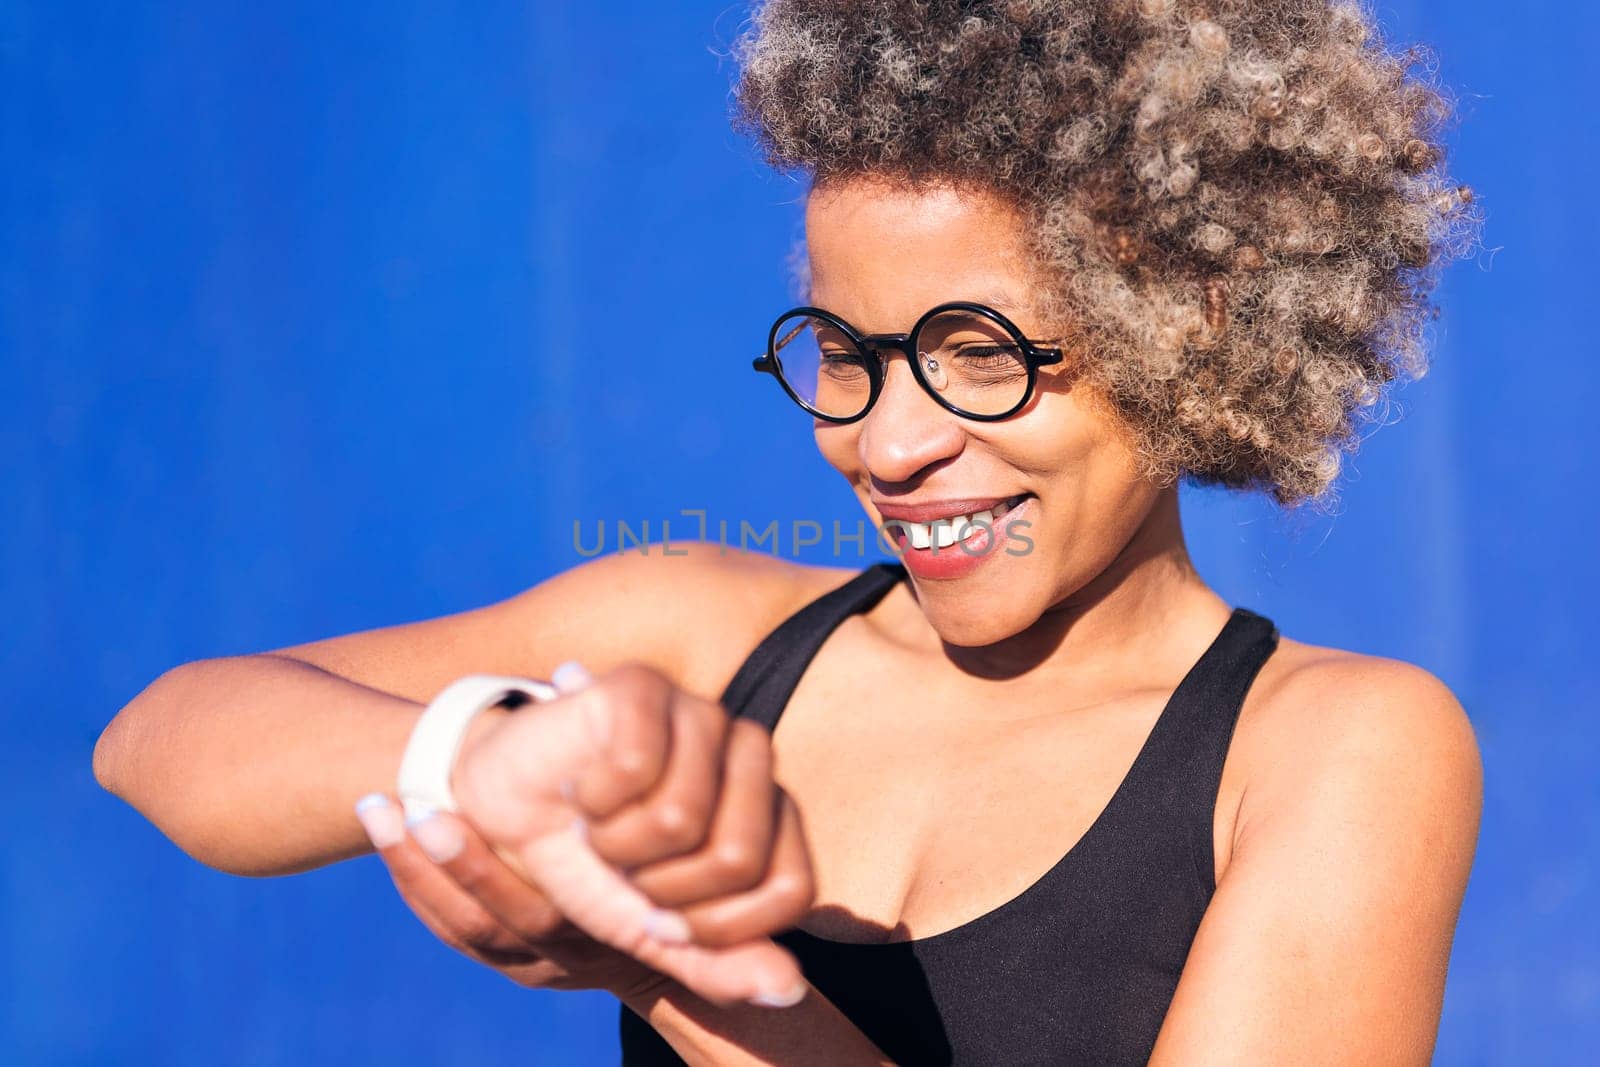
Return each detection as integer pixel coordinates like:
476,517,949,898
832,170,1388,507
407,808,570,943
550,659,593,695
582,690,727,867
626,717,778,905
675,793,818,949
510,814,806,1005
355,793,535,960
567,664,676,817
512,813,692,949
631,933,810,1010
406,794,809,1007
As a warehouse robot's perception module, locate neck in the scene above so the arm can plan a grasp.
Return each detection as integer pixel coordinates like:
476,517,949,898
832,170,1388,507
933,487,1229,684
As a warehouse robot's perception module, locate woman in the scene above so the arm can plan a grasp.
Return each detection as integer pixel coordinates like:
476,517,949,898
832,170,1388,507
93,1,1485,1064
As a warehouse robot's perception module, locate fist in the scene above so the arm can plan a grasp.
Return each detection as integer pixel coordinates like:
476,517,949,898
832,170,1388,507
447,661,817,1006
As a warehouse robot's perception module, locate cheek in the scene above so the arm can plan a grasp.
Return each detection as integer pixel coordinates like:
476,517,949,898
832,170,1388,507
1018,393,1149,535
814,423,861,477
1015,391,1107,474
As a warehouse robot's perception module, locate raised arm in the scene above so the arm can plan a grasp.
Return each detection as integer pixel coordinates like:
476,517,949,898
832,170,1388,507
1148,658,1484,1066
91,543,815,876
93,544,916,1048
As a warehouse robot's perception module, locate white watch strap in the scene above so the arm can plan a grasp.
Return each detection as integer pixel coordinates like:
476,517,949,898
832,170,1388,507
396,673,558,821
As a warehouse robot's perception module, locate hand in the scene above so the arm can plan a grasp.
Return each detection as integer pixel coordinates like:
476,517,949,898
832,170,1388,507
360,661,816,1007
355,794,668,1000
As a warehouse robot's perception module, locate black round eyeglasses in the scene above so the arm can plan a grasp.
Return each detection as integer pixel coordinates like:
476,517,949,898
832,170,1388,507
751,301,1065,423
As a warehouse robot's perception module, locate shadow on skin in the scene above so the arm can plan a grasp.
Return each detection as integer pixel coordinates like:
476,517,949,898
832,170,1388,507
616,903,954,1063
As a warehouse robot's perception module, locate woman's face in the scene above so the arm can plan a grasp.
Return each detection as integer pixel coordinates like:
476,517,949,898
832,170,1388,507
805,176,1165,647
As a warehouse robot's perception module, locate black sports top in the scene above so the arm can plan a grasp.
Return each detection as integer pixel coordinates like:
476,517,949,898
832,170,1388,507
619,561,1281,1065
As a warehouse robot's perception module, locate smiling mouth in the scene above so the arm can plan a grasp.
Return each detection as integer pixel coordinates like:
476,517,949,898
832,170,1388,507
882,493,1031,550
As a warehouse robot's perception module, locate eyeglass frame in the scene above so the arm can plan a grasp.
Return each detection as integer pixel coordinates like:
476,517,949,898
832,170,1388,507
751,300,1066,424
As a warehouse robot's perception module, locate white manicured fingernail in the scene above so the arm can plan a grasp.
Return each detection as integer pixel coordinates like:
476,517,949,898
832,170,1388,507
355,793,405,849
749,981,808,1008
552,660,593,693
643,908,691,944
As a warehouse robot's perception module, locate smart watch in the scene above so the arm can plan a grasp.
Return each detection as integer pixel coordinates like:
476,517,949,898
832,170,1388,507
395,673,557,820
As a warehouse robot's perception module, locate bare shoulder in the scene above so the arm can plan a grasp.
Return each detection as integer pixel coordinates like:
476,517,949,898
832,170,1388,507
497,542,866,699
1155,634,1486,1061
1233,632,1484,850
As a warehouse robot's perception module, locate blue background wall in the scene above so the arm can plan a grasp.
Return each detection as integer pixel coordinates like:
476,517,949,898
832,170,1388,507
4,2,1594,1063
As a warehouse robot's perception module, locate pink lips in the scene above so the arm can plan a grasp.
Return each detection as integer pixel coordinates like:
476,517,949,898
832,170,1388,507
876,494,1035,581
873,495,1020,524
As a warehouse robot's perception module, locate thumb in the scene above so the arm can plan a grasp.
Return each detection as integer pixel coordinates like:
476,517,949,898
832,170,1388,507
634,936,809,1009
515,818,806,1006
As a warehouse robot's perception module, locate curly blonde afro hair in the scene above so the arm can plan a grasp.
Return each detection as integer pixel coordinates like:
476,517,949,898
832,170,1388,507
731,0,1483,510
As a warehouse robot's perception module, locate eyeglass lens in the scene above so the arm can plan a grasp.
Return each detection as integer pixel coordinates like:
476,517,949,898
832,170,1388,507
771,307,1030,419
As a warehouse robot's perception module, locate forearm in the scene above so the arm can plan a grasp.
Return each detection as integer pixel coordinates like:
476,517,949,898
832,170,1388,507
621,979,895,1066
94,654,443,876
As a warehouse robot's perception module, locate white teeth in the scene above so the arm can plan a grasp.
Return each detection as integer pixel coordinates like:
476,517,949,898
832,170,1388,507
889,505,1008,550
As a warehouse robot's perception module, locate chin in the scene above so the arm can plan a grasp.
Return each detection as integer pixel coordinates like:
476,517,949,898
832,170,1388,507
920,595,1042,650
926,610,1032,650
902,552,1051,650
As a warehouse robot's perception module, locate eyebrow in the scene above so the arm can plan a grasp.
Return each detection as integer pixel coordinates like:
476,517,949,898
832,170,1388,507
974,291,1025,314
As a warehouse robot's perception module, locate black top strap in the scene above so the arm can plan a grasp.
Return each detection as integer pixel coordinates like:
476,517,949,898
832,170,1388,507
1139,607,1280,807
721,561,907,730
1104,606,1280,892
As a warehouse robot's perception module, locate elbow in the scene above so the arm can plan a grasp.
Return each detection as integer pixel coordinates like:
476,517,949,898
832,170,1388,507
92,662,248,873
91,719,119,796
92,663,181,800
91,659,325,879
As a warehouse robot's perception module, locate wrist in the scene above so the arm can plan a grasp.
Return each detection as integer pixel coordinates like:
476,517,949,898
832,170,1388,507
616,970,682,1015
447,704,512,816
396,674,554,819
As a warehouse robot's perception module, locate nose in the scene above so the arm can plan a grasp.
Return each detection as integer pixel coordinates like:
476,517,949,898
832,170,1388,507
856,347,966,484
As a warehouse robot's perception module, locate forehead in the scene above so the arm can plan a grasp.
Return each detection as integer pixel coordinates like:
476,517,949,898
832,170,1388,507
803,177,1038,326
